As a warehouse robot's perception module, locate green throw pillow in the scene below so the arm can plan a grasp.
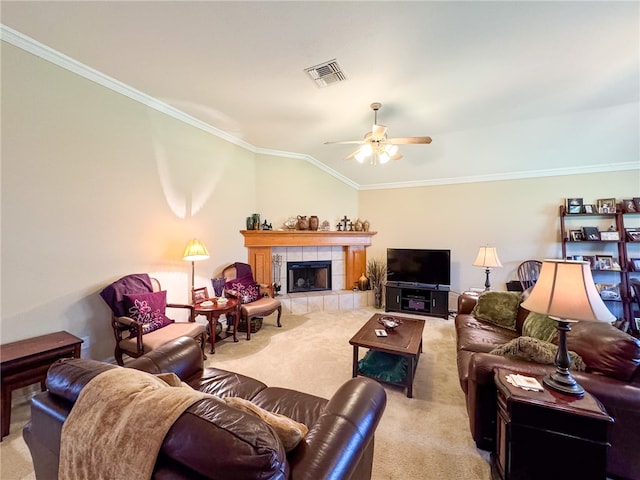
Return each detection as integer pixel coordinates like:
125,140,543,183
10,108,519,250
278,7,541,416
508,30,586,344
522,312,558,343
490,336,586,371
471,291,521,330
358,350,408,383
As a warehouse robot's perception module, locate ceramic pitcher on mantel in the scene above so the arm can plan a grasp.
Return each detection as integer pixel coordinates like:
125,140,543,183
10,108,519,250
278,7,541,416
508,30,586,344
297,215,309,230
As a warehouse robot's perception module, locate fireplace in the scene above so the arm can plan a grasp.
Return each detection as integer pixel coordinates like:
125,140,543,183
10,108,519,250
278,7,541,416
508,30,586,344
287,261,332,293
240,230,376,291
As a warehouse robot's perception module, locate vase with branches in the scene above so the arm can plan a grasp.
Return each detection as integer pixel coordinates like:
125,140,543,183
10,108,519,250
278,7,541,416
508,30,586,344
367,258,387,309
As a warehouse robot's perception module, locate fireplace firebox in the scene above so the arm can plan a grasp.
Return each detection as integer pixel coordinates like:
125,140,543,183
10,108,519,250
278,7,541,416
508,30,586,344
287,261,332,293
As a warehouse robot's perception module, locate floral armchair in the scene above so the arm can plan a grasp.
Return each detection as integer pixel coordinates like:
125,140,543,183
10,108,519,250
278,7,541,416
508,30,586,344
221,263,282,340
100,273,206,365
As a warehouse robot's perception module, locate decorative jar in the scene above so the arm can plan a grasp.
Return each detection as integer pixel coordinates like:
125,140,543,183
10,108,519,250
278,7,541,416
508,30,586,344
297,215,309,230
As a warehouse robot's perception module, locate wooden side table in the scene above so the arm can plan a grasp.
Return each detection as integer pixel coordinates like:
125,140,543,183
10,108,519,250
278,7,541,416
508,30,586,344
194,298,240,353
492,368,613,480
1,331,82,440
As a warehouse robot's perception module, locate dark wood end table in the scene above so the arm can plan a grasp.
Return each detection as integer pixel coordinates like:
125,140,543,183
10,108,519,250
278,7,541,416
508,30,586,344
1,331,83,440
194,298,240,354
492,368,613,480
349,313,425,398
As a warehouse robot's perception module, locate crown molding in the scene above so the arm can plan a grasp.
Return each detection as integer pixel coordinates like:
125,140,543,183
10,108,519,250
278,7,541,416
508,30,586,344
252,148,359,189
2,25,636,193
359,162,639,191
1,25,356,188
0,25,252,149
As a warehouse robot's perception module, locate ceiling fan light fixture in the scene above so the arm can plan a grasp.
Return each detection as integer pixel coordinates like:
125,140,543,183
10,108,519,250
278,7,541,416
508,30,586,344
326,102,431,166
354,147,369,163
385,144,398,156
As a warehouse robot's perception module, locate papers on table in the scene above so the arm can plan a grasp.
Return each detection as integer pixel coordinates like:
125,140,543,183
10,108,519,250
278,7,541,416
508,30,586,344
505,373,543,392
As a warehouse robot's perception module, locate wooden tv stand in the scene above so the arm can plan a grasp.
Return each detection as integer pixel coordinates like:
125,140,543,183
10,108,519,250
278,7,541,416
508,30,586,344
385,283,449,318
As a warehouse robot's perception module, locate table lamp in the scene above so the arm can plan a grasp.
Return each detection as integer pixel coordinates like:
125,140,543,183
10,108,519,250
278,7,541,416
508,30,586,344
521,259,615,396
473,246,502,291
183,238,209,291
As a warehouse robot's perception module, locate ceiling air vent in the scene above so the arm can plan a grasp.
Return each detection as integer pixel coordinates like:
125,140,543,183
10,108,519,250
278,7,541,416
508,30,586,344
304,59,347,88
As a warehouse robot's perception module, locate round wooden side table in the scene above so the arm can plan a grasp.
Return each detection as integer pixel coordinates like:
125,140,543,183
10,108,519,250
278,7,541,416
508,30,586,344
194,298,240,353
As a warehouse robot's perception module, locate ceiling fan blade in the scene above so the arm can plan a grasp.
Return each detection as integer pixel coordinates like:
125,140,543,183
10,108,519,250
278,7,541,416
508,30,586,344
391,152,404,161
345,149,360,160
387,136,432,144
371,124,387,141
324,140,366,145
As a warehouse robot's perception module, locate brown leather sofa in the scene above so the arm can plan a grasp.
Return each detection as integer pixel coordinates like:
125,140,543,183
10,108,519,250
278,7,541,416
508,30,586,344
455,292,640,480
23,336,387,480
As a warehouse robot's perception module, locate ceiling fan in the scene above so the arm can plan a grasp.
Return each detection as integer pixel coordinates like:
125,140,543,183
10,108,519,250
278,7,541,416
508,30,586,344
325,102,432,165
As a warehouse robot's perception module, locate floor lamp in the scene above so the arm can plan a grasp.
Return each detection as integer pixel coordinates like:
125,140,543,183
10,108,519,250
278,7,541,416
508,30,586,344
521,259,615,396
183,238,209,292
473,246,502,291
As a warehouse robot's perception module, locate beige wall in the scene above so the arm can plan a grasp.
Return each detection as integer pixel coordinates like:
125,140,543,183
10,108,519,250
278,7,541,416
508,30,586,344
255,153,358,230
359,171,640,297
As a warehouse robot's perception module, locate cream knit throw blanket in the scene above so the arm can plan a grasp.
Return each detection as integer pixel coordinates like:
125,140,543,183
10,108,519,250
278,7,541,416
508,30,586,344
59,368,212,480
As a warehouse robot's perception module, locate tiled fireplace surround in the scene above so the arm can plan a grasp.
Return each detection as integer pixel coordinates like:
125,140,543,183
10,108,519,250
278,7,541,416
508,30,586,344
240,230,376,315
273,246,373,314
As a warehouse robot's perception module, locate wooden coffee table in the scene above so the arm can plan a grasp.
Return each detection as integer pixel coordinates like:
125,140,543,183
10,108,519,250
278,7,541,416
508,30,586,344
349,313,425,398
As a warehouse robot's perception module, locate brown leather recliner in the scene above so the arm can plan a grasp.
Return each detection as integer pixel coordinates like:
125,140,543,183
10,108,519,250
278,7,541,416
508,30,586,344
23,336,386,480
455,293,640,480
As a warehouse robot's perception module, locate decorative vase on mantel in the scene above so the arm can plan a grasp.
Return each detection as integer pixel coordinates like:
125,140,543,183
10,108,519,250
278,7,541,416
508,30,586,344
297,215,309,230
309,215,319,231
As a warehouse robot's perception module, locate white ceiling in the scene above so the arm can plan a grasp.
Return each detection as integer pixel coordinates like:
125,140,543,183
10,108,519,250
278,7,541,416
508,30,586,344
2,1,638,189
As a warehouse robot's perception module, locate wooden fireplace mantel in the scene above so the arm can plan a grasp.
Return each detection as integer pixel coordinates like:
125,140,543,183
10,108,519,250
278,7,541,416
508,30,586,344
240,230,377,289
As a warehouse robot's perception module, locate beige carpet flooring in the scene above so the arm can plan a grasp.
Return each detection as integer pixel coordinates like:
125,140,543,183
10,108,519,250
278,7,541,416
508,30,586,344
0,307,491,479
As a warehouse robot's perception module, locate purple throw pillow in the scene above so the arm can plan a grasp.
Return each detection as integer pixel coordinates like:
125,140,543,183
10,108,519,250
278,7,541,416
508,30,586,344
225,274,261,304
123,290,174,334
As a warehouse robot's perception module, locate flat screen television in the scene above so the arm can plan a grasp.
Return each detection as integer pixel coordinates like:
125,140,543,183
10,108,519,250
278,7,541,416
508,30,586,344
386,248,451,288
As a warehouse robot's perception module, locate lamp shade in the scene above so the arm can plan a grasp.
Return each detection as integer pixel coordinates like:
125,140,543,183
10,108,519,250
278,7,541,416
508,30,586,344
521,259,615,323
473,246,503,268
182,238,209,261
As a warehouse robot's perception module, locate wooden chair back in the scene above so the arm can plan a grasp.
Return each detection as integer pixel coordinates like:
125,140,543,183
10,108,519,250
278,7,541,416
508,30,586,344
517,260,542,290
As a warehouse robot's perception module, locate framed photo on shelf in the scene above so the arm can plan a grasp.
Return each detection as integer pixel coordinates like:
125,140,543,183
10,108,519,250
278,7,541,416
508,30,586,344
627,229,640,242
631,258,640,271
570,230,584,241
192,287,209,305
596,283,621,301
600,231,620,241
583,204,595,214
596,198,616,214
567,198,583,214
622,199,637,213
582,255,596,269
582,226,600,240
596,255,614,270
